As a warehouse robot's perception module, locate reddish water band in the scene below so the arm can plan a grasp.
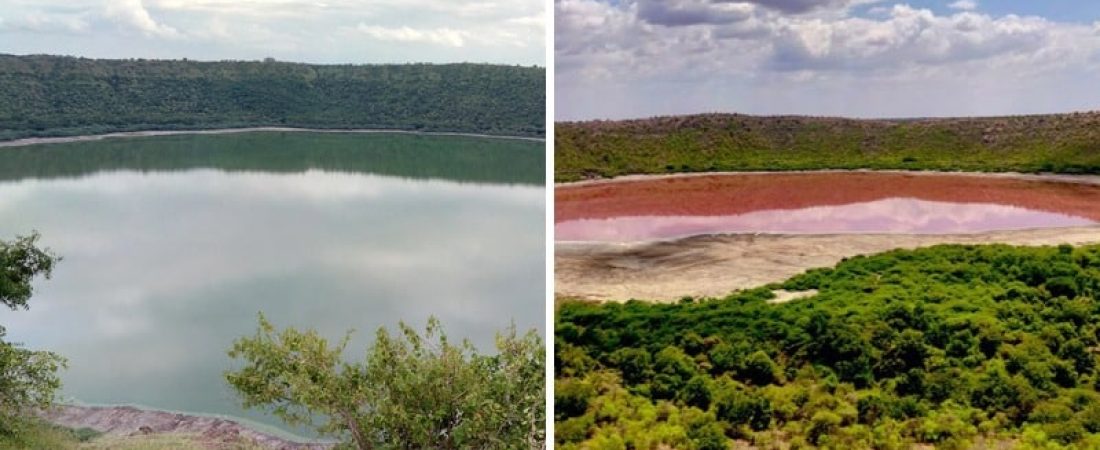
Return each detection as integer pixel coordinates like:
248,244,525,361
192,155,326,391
556,173,1100,242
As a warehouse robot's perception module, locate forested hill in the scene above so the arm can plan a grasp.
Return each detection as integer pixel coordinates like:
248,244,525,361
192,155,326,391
556,112,1100,181
0,54,545,141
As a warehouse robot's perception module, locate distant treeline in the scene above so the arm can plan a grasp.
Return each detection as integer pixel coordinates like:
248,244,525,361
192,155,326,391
556,113,1100,181
0,54,545,140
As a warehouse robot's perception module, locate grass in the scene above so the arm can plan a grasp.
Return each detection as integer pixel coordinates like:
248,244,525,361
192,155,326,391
0,419,264,450
0,419,98,450
555,112,1100,182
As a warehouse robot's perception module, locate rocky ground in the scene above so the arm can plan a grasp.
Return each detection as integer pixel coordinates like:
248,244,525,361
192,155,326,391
42,405,334,450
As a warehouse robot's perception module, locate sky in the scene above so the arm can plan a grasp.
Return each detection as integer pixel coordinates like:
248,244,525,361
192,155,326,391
0,0,545,66
556,0,1100,120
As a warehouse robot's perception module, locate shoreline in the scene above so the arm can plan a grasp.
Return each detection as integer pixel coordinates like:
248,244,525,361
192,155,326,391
42,404,334,450
0,127,545,149
555,169,1100,188
556,170,1100,301
556,225,1100,302
554,224,1100,246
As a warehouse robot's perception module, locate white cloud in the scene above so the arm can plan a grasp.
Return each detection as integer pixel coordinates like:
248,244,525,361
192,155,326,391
0,0,543,65
354,24,468,47
949,0,978,11
507,12,546,28
768,6,1056,72
557,1,1090,77
0,12,90,33
149,0,328,18
556,1,1100,119
104,0,180,38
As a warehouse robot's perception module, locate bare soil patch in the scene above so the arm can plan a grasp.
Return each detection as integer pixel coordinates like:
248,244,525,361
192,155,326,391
556,225,1100,302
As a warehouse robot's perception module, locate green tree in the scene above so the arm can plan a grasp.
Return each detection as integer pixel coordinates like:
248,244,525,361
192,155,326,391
1,233,59,310
680,375,714,410
555,378,596,419
714,384,772,432
739,351,781,386
609,347,653,386
226,315,543,449
0,233,66,436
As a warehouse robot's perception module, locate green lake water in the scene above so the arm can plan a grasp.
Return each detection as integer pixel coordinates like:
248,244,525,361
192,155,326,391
0,132,545,439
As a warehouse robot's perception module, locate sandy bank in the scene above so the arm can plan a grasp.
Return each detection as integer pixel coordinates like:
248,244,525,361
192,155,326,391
556,225,1100,302
555,169,1100,188
42,405,333,450
0,127,544,148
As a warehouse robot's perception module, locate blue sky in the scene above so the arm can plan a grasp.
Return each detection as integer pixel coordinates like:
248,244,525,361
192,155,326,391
0,0,545,66
872,0,1100,23
556,0,1100,120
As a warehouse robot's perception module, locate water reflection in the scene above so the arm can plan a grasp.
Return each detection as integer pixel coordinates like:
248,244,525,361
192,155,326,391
0,132,543,185
556,198,1097,242
0,134,544,437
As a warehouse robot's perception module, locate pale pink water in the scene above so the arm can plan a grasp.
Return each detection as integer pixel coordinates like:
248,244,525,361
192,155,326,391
556,197,1096,242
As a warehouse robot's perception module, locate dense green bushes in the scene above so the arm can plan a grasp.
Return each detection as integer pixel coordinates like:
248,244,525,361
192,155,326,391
226,316,545,449
0,54,545,140
556,244,1100,448
556,113,1100,181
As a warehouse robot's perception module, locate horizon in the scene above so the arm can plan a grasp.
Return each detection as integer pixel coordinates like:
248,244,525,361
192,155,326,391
0,52,547,68
554,108,1100,123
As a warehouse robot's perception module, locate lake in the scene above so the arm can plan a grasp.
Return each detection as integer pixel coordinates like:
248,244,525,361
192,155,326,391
556,172,1100,242
0,132,545,439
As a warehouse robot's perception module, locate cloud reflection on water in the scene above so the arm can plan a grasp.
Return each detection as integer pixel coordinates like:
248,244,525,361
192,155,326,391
0,169,544,434
555,197,1096,242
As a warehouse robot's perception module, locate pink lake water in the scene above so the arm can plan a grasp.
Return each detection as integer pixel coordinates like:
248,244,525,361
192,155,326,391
556,173,1100,242
557,197,1096,241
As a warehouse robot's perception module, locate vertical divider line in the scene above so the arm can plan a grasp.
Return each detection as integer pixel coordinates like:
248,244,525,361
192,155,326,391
544,0,556,446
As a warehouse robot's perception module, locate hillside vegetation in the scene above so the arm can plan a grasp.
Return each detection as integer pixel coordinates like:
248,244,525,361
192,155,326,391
0,54,544,140
556,113,1100,181
556,243,1100,449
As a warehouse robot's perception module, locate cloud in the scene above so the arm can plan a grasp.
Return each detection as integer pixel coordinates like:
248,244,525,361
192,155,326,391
0,0,543,65
507,13,545,28
633,0,881,27
738,0,866,14
0,12,90,33
558,2,1096,78
949,0,978,11
556,1,1100,119
354,24,468,47
149,0,328,18
104,0,180,38
637,0,755,26
768,6,1053,72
